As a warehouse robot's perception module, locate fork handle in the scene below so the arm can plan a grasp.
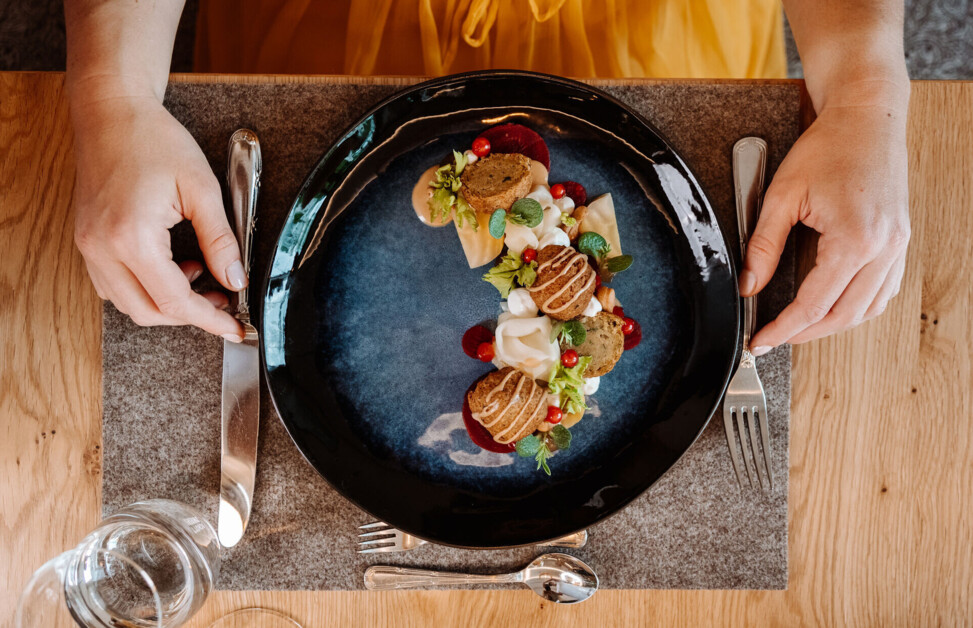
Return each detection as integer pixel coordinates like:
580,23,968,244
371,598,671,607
732,137,768,350
364,565,520,590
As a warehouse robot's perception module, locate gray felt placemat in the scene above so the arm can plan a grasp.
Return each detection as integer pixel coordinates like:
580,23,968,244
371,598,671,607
102,78,798,590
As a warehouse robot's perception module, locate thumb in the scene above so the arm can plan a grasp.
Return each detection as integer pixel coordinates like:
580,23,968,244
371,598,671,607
740,182,797,296
183,175,247,292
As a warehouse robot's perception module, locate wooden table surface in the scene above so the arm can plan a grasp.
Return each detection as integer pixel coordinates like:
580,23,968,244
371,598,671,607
1,73,970,627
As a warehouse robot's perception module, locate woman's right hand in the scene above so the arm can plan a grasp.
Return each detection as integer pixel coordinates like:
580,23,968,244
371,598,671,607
72,94,245,341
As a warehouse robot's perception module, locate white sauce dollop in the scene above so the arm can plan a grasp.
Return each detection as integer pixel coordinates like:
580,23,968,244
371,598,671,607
506,288,538,317
504,222,539,256
494,315,559,381
539,227,570,250
582,377,601,395
581,295,602,317
554,195,575,214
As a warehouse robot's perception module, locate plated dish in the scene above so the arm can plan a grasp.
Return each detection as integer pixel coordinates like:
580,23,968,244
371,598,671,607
413,123,644,474
262,71,739,547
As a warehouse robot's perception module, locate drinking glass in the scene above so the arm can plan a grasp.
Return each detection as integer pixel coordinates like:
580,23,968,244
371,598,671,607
16,499,220,628
207,608,303,628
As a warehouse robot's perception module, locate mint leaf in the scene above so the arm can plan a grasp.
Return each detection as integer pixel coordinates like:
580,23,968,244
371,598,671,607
550,425,572,451
516,435,542,457
605,254,633,273
560,212,577,227
577,232,610,259
488,209,507,239
509,198,544,228
482,252,538,297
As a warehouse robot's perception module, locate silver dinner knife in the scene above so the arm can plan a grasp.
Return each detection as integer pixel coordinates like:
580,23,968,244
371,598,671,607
219,129,262,547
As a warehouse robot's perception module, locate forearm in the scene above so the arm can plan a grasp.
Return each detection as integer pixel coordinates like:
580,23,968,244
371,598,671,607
65,0,185,108
784,0,909,113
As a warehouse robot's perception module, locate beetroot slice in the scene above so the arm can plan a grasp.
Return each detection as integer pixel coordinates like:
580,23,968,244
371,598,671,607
475,124,550,170
623,319,642,351
561,181,587,207
462,378,516,454
462,325,494,359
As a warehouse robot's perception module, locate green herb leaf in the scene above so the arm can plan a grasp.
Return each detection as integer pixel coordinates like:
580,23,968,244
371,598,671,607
516,435,542,458
454,195,478,231
547,355,592,414
605,254,633,273
427,150,473,227
535,445,552,475
508,198,544,228
428,187,454,224
482,252,538,297
577,231,611,259
452,149,467,175
488,209,507,239
560,212,577,227
559,320,587,346
549,425,572,451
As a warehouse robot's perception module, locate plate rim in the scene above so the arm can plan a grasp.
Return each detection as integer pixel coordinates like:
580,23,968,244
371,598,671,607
260,69,741,548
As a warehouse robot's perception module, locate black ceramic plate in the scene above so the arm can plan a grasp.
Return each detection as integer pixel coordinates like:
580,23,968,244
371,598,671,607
262,71,739,548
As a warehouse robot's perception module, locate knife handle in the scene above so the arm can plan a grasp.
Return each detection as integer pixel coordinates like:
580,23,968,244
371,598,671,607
227,129,262,319
732,137,767,351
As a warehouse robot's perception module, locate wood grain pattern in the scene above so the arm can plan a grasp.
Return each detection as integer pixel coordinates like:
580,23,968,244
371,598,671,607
0,73,103,620
0,73,970,627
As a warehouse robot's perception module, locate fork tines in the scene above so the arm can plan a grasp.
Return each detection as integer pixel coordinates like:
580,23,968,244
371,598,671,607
357,522,404,554
724,402,773,490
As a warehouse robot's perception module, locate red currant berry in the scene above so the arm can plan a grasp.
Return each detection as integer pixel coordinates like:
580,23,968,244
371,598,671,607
623,319,642,350
550,183,566,199
612,306,625,318
471,137,491,157
545,405,563,424
462,325,493,359
521,247,537,264
561,349,579,368
476,342,495,362
621,317,636,335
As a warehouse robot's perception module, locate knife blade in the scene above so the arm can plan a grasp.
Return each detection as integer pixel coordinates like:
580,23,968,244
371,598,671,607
219,129,262,548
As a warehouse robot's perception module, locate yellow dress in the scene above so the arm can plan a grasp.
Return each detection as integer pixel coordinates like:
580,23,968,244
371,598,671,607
194,0,786,79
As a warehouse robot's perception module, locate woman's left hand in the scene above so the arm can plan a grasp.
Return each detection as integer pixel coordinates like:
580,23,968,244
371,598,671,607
741,95,911,355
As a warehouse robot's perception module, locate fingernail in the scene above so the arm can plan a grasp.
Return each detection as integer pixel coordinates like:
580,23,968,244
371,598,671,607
751,345,771,357
222,333,242,343
189,268,203,283
226,260,248,291
739,269,757,296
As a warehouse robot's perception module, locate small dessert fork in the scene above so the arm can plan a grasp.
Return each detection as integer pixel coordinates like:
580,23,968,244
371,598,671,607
357,522,588,553
723,137,773,490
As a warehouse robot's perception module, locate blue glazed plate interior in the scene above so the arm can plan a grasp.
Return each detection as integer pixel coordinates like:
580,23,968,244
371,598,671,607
316,132,685,492
262,72,738,548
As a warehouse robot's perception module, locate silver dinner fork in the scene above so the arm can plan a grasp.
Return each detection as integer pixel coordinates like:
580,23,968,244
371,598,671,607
357,522,588,553
723,137,773,490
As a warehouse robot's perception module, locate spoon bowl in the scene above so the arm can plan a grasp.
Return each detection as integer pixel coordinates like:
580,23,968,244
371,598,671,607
520,553,599,603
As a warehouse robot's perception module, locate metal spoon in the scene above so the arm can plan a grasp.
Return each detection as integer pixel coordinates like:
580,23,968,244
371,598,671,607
363,553,598,603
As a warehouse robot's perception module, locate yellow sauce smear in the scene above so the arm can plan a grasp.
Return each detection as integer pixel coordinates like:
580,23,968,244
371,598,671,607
411,164,452,227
